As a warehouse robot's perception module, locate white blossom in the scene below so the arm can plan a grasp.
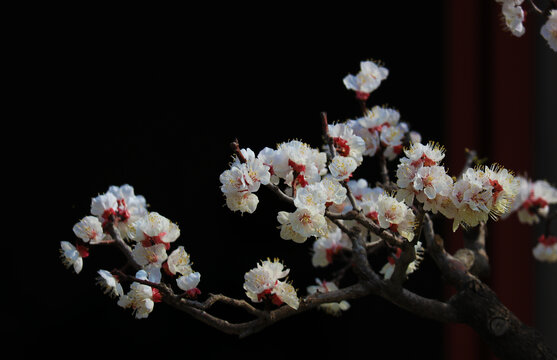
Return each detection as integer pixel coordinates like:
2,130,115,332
376,194,416,241
380,124,407,160
294,182,328,214
176,272,201,292
532,235,557,263
495,0,525,37
90,192,118,220
343,60,389,99
117,270,161,319
243,259,299,309
312,227,352,267
96,269,124,298
413,165,454,202
541,10,557,52
72,216,104,244
403,142,445,167
277,211,308,243
328,123,366,164
165,246,193,276
59,241,84,274
130,212,180,248
225,192,259,214
272,140,327,187
307,279,350,316
448,166,519,231
132,243,168,268
320,176,348,207
220,148,271,195
257,147,281,185
509,177,557,224
347,119,380,157
329,155,358,181
288,208,328,239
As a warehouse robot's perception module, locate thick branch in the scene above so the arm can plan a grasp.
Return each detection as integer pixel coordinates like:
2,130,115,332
164,283,371,338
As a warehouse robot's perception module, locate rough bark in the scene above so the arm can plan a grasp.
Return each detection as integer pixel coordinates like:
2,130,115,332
449,278,556,360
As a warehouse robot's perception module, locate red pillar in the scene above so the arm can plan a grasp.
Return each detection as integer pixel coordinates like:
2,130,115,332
485,1,535,359
445,1,535,359
444,0,486,358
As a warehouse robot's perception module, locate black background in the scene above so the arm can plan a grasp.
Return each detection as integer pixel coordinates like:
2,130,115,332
11,3,449,358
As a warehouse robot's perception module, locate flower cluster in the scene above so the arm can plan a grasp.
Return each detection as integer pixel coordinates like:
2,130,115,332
220,148,272,214
395,143,520,231
495,0,526,37
62,184,201,319
347,106,417,161
306,279,350,316
278,176,347,243
117,269,163,319
448,165,520,231
61,184,148,274
396,142,452,214
243,259,299,310
508,176,557,225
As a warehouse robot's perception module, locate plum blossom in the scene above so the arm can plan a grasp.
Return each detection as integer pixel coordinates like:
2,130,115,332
294,182,328,214
132,243,168,268
320,176,348,208
507,177,557,224
90,192,118,225
328,123,366,164
532,235,557,262
244,259,299,310
376,193,416,241
306,279,350,316
96,269,124,298
60,241,87,274
73,216,104,244
277,211,309,243
220,148,271,214
347,119,380,157
329,155,358,181
176,272,201,295
343,60,389,100
220,148,271,194
448,165,519,231
404,142,445,167
164,246,201,296
271,140,327,188
107,184,148,238
117,270,162,319
90,185,148,239
395,142,451,210
312,227,352,267
277,208,328,243
380,124,407,161
225,192,259,214
130,212,180,249
495,0,525,37
541,10,557,52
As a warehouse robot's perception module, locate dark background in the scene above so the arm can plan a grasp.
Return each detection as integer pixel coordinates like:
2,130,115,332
12,4,449,357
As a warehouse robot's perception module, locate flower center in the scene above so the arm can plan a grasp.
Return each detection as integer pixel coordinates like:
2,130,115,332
299,213,312,225
489,179,504,202
333,137,351,157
